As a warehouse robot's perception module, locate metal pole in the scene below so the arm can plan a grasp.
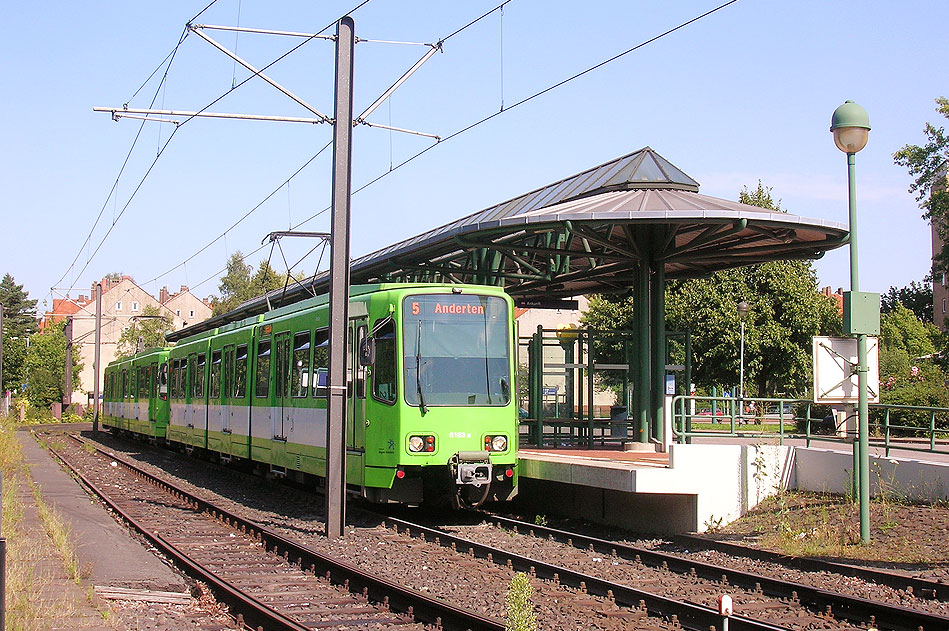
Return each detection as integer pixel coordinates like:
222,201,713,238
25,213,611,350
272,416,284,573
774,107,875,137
847,151,870,543
93,283,102,434
64,316,73,409
325,15,355,540
739,320,745,414
636,260,650,442
650,260,665,445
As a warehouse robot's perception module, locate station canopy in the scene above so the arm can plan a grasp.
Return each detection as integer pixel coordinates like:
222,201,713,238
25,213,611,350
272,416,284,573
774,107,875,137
171,147,848,340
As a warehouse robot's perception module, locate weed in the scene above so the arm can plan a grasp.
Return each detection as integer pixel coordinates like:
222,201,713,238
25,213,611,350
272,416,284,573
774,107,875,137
505,572,537,631
533,514,547,527
704,515,724,533
31,477,83,584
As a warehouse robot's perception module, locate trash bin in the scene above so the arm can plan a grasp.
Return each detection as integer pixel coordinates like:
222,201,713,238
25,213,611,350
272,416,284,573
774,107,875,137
610,405,628,438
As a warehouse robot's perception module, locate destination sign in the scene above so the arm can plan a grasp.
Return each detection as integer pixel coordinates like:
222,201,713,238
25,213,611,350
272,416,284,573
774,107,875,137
409,301,485,316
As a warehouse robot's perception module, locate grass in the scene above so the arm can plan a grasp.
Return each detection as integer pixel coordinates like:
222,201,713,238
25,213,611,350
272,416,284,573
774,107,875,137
722,489,949,564
0,413,112,629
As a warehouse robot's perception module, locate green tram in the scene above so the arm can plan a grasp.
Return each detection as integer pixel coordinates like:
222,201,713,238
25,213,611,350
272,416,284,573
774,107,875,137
103,283,518,508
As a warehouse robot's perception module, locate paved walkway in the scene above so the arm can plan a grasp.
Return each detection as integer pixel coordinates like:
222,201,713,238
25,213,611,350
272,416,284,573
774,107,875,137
8,429,188,630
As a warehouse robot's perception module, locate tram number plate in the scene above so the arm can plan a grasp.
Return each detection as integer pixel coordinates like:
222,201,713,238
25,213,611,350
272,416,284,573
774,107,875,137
449,432,472,439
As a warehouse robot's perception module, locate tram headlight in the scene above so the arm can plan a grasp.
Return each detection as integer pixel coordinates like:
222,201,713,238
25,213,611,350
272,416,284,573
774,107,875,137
408,435,435,453
484,435,508,452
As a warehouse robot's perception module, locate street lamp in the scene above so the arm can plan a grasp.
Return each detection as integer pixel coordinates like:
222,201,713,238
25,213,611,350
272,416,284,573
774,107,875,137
737,300,750,416
830,99,871,543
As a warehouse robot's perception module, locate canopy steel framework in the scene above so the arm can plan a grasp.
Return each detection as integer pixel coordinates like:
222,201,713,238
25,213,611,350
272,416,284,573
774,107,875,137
170,147,848,443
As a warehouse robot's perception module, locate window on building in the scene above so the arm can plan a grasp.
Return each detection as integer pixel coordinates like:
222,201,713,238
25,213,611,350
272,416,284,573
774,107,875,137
176,310,181,316
189,309,195,318
943,298,946,314
115,301,123,311
131,302,139,312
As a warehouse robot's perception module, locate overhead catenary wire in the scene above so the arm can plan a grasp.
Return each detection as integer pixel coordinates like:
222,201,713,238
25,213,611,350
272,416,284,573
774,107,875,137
184,0,738,294
141,1,506,290
290,0,740,232
53,0,374,304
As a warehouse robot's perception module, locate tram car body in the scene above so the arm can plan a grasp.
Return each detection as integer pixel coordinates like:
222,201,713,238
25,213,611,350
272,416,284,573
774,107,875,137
103,347,170,438
103,283,518,507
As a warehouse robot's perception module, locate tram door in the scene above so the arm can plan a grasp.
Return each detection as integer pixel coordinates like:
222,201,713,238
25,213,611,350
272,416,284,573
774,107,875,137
207,349,224,451
348,320,368,451
274,333,292,439
149,362,158,424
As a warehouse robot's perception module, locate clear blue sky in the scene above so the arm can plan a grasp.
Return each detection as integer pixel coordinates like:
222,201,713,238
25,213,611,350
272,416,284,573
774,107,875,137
1,1,946,312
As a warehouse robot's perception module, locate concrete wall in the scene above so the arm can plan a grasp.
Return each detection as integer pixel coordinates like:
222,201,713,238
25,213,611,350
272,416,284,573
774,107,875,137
795,447,949,501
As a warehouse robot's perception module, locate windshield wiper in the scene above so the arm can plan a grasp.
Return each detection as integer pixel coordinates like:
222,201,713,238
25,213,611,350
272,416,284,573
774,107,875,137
416,319,428,414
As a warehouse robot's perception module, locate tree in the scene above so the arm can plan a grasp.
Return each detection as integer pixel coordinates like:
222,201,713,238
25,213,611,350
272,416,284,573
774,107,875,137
893,97,949,273
583,182,840,398
1,273,38,393
881,279,933,323
212,252,284,316
115,305,174,359
24,320,82,410
877,304,949,430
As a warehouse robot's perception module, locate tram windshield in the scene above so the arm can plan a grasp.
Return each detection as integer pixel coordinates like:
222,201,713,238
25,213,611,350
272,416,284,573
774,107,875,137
402,294,511,407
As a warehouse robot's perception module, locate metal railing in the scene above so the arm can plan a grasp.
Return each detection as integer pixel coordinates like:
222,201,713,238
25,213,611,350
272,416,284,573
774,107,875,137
672,395,949,457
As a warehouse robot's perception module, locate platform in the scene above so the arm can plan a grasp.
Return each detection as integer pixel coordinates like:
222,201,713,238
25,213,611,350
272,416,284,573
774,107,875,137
514,440,949,534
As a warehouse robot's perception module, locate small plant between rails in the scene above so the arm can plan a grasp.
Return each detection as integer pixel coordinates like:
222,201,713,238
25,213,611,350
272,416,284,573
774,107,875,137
47,432,503,631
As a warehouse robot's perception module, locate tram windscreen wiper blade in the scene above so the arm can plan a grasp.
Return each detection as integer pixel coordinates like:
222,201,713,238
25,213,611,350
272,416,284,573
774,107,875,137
416,319,428,414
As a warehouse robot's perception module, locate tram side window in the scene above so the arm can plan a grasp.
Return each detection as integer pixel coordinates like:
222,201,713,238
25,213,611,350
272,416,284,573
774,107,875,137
275,336,290,399
235,345,248,398
195,354,206,399
223,346,234,400
158,362,168,400
256,339,271,398
122,370,128,400
170,360,180,399
371,319,397,404
291,332,310,397
139,366,148,398
311,329,329,398
210,350,222,399
187,355,196,399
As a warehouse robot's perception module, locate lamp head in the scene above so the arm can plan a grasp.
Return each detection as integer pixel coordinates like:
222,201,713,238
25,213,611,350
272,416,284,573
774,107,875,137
737,301,750,320
830,100,870,154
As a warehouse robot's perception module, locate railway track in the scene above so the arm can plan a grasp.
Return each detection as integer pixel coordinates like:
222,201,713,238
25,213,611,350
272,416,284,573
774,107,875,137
672,532,949,600
57,429,949,631
424,511,949,631
46,432,503,631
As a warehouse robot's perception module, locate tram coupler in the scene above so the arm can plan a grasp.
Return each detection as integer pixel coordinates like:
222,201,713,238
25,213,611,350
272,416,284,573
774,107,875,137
450,451,492,486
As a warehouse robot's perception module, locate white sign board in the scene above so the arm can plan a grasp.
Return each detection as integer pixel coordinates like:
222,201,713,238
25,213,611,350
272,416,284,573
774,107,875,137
812,336,880,404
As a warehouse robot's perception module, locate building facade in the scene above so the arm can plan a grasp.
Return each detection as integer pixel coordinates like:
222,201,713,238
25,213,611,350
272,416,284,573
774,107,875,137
41,276,212,405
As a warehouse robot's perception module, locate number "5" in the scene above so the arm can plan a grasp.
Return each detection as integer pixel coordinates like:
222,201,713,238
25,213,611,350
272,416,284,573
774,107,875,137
411,302,420,315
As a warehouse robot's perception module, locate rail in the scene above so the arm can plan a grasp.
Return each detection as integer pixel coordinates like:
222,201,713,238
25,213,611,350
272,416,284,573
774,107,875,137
670,395,949,457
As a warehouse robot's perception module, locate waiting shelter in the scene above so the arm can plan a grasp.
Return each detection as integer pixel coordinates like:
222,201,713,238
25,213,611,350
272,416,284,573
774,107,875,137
183,147,849,446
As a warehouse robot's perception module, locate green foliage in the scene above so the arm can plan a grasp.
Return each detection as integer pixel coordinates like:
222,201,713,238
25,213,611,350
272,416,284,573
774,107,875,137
24,321,82,410
665,263,840,397
881,279,933,323
1,273,38,393
212,251,285,316
878,305,949,431
893,97,949,273
114,305,174,359
504,572,536,631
